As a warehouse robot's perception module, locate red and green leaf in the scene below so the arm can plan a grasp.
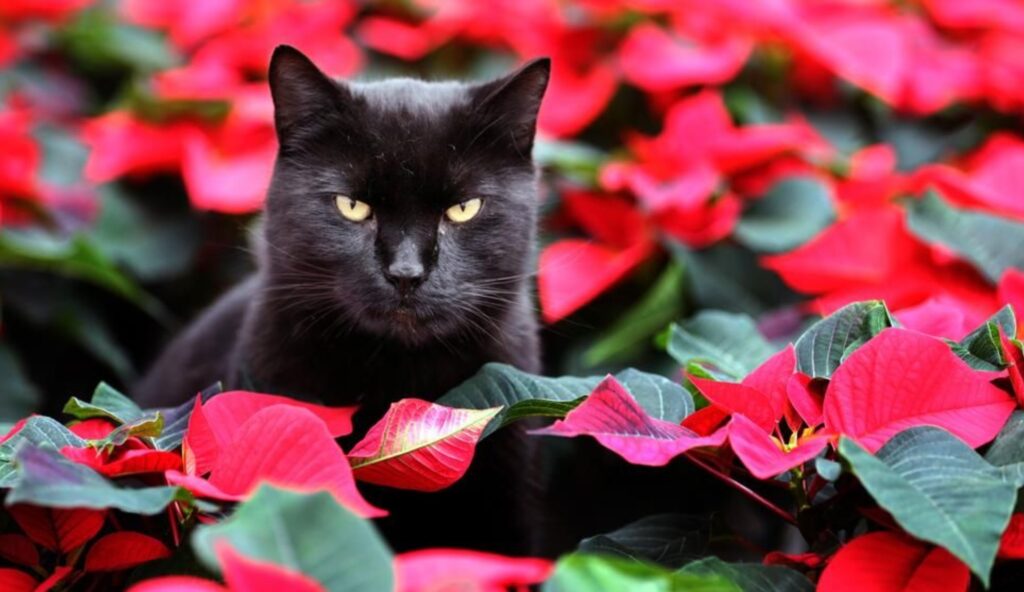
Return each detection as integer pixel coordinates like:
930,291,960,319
348,399,502,492
532,376,726,466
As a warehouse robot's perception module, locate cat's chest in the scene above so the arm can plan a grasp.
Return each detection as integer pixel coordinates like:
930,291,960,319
243,331,488,407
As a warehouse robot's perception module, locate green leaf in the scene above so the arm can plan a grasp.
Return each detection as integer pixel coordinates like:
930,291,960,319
6,445,179,515
437,364,692,437
906,191,1024,283
503,398,586,424
543,554,739,592
1,282,136,382
669,242,798,317
583,262,685,367
986,411,1024,467
815,457,842,482
839,427,1016,585
91,187,201,282
58,8,178,73
680,557,813,592
952,305,1017,370
534,139,607,187
0,230,139,298
578,514,709,569
34,125,89,188
92,383,145,422
95,413,164,449
794,301,893,379
734,177,835,253
152,396,200,452
63,382,144,424
0,416,85,463
0,343,40,423
667,311,775,379
193,486,394,592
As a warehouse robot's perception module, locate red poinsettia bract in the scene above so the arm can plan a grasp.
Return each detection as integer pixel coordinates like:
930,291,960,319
168,392,383,517
531,376,727,466
824,328,1015,452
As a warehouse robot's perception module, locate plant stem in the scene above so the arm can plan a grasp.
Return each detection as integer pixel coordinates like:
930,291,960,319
684,451,797,525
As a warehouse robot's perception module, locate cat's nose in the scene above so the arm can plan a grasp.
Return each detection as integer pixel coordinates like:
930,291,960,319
384,236,426,295
385,259,425,294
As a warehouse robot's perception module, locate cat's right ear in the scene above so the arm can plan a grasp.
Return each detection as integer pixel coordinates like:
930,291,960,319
268,45,346,139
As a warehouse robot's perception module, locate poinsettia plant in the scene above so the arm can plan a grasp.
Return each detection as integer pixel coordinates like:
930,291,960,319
0,303,1023,589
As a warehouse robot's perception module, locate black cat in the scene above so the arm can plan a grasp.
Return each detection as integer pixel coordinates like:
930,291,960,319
135,46,550,554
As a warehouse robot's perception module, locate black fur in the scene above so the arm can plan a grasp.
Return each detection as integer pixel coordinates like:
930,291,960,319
135,46,550,553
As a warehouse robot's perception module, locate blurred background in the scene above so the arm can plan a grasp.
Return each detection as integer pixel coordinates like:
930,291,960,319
1,0,1023,421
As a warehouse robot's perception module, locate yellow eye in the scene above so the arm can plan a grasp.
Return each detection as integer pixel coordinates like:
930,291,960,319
445,198,482,223
336,195,372,222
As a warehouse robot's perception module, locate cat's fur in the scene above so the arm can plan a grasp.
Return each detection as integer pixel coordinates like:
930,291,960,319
135,46,550,553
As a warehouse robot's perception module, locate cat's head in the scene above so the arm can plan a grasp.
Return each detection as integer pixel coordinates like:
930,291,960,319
262,46,549,346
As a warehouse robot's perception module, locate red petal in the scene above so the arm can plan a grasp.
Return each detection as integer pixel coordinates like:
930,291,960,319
198,405,384,517
800,15,907,106
653,191,741,248
561,190,648,249
164,471,235,501
0,534,39,567
818,532,969,592
741,345,796,422
97,449,183,477
894,297,974,340
538,239,653,323
531,376,727,466
728,414,828,480
687,376,776,432
538,60,617,138
218,544,325,592
84,532,171,572
999,329,1024,407
999,514,1024,559
60,446,109,472
81,113,189,181
0,569,37,592
180,125,276,214
348,400,501,492
824,328,1015,452
184,396,218,476
787,374,823,428
186,392,357,476
618,23,751,91
9,505,106,554
395,548,553,592
943,134,1024,219
356,16,443,61
680,405,730,436
127,576,227,592
68,418,117,440
763,551,823,569
762,207,923,294
0,418,28,444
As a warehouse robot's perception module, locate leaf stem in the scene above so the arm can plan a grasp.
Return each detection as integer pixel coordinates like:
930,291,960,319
684,451,797,525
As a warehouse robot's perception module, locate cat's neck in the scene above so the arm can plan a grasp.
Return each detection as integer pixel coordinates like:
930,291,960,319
236,274,538,410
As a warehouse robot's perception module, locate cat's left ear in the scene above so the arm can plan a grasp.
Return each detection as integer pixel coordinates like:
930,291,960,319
474,58,551,156
268,45,348,141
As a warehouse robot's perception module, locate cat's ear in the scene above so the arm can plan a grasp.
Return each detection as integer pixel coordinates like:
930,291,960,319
474,58,551,156
268,45,346,139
